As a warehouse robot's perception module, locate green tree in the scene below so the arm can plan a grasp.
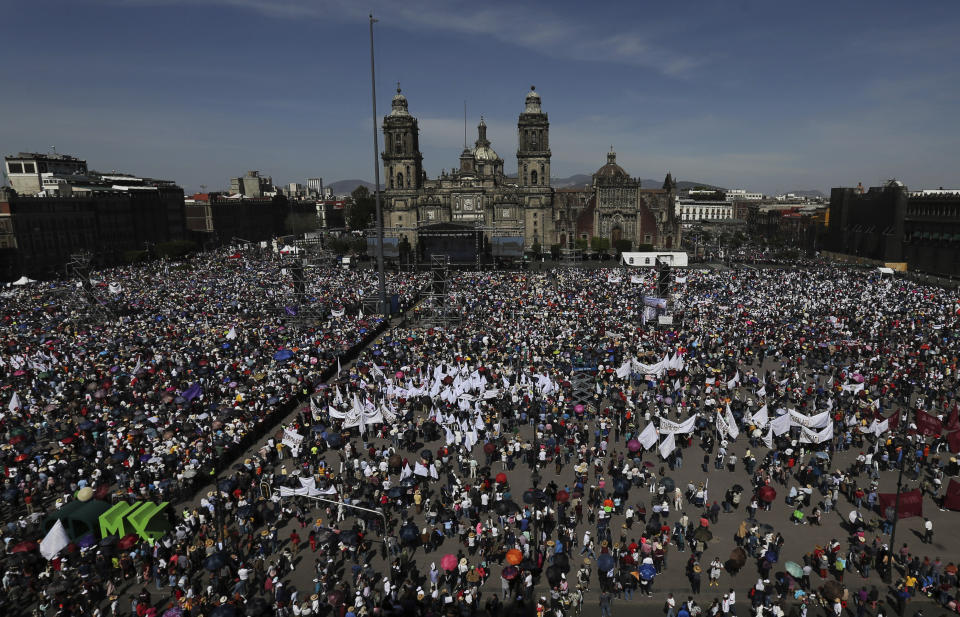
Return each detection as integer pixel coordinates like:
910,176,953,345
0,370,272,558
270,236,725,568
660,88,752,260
348,185,377,230
591,237,610,251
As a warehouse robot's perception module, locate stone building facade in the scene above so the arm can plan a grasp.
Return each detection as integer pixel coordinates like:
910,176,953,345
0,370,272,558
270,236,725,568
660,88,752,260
380,87,680,252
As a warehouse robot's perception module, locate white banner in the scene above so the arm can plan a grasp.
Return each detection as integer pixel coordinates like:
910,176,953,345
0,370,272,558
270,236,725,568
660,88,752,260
282,428,303,450
659,415,697,434
789,410,830,429
800,422,834,444
331,307,345,318
630,276,644,284
770,413,792,436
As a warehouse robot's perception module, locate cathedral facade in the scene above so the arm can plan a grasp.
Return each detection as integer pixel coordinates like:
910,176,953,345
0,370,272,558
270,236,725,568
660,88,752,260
380,87,680,253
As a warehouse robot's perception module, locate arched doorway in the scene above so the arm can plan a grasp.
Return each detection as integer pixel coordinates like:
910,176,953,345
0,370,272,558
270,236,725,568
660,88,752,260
665,236,673,249
559,233,566,248
611,227,623,244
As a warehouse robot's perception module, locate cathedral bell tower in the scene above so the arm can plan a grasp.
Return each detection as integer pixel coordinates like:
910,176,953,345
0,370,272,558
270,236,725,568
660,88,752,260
381,86,423,191
516,86,550,188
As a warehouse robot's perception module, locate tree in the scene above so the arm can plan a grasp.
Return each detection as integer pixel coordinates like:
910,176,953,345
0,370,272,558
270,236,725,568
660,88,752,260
348,185,377,230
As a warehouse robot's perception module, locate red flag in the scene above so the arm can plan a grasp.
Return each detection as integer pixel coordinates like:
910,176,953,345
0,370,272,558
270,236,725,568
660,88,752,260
948,430,960,454
945,479,960,512
946,405,960,432
914,410,943,437
878,489,923,519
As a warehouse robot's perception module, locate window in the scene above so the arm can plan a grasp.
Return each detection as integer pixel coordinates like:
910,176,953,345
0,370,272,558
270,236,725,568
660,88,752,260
23,163,35,173
396,173,404,188
7,163,23,174
531,170,538,185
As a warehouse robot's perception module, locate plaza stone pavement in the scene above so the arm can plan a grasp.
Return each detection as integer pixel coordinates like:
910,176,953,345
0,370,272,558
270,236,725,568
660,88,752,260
159,375,957,617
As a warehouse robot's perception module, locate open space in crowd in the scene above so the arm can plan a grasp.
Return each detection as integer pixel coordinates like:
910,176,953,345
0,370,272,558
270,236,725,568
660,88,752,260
3,250,960,617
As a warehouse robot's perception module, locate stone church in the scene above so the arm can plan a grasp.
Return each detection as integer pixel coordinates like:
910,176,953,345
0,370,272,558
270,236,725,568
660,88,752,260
380,86,681,252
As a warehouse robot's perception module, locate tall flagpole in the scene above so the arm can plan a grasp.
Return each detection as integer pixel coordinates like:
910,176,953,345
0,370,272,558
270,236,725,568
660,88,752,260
369,13,388,316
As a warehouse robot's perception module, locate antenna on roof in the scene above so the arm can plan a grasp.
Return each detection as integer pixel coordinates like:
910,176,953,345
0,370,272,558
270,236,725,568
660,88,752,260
463,100,467,150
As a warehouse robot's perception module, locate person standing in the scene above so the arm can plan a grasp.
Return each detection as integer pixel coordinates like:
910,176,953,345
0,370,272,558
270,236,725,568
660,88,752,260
666,593,677,617
923,519,933,544
600,589,613,617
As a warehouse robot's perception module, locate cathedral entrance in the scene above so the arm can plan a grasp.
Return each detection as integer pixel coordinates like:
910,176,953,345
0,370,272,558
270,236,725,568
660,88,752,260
665,236,673,249
611,227,623,245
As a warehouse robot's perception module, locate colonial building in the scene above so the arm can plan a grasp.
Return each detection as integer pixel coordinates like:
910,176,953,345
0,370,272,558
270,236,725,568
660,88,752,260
380,87,681,253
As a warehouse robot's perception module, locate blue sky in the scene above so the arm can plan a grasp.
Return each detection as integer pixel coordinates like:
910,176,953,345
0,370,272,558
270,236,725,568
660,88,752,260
1,0,958,195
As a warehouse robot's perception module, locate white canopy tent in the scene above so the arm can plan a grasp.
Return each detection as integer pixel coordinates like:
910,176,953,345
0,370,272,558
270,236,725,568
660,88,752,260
11,276,37,286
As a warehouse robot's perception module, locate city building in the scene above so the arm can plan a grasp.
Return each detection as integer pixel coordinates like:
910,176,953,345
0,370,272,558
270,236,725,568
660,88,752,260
676,197,735,222
379,86,681,254
0,158,186,280
724,189,764,202
4,152,88,195
230,171,274,198
824,181,960,275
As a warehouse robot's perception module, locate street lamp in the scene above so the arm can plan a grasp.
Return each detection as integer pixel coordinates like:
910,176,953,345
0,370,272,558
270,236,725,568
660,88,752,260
368,14,388,316
882,409,908,583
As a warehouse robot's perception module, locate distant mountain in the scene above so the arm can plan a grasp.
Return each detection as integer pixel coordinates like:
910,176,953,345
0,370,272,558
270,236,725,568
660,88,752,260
788,189,826,199
551,174,592,188
326,179,379,195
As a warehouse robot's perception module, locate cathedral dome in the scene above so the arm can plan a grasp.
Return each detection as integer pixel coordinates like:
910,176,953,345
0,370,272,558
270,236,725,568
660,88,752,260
389,86,410,117
472,118,501,162
594,148,628,180
524,85,542,113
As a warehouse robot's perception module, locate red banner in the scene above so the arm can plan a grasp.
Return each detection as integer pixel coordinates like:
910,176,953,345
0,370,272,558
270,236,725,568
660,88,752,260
947,406,960,432
945,480,960,512
914,410,943,437
878,489,923,519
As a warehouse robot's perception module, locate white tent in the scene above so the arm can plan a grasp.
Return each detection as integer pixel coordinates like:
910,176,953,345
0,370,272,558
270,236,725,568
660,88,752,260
12,276,37,286
877,267,894,276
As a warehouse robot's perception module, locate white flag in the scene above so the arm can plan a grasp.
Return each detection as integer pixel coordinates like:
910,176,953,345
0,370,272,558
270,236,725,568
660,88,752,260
752,405,769,428
337,357,342,378
658,432,676,459
226,326,237,340
40,519,70,560
8,392,21,412
725,405,739,440
762,426,774,449
757,386,766,397
638,423,659,450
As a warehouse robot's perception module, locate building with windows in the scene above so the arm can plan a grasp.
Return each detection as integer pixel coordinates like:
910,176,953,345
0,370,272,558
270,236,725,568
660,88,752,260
4,152,88,195
379,86,680,252
676,197,735,222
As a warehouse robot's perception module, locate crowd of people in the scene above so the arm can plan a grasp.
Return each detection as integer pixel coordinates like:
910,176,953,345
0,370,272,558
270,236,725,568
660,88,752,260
2,256,960,617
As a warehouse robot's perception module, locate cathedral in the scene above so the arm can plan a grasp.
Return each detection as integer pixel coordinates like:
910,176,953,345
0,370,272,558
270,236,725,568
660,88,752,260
380,86,681,254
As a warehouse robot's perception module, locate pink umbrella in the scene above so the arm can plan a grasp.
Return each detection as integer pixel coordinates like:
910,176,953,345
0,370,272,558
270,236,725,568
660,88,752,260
627,439,642,453
441,553,458,571
574,404,585,414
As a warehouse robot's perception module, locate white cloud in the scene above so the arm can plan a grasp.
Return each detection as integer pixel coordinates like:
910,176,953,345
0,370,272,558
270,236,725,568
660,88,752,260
110,0,702,78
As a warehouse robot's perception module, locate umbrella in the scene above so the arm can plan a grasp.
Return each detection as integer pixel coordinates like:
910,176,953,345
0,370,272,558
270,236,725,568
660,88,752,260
118,534,139,550
732,484,744,493
502,565,519,580
163,608,184,617
546,564,563,586
820,580,844,602
597,554,614,572
693,527,713,543
523,489,545,505
210,606,236,617
520,558,539,572
495,500,519,515
785,561,804,578
729,547,747,568
627,439,641,453
77,533,97,549
764,550,779,564
272,350,294,361
554,553,570,572
612,477,630,496
76,486,95,502
556,489,570,503
495,472,508,484
639,563,657,580
244,597,271,617
813,452,830,460
204,553,227,572
506,549,523,565
848,510,861,524
399,522,419,545
661,477,676,493
441,554,458,571
757,485,776,502
10,541,37,553
483,442,497,455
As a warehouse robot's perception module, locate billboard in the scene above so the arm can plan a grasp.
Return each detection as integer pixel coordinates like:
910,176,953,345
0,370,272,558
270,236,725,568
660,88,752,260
492,236,524,258
366,236,400,259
